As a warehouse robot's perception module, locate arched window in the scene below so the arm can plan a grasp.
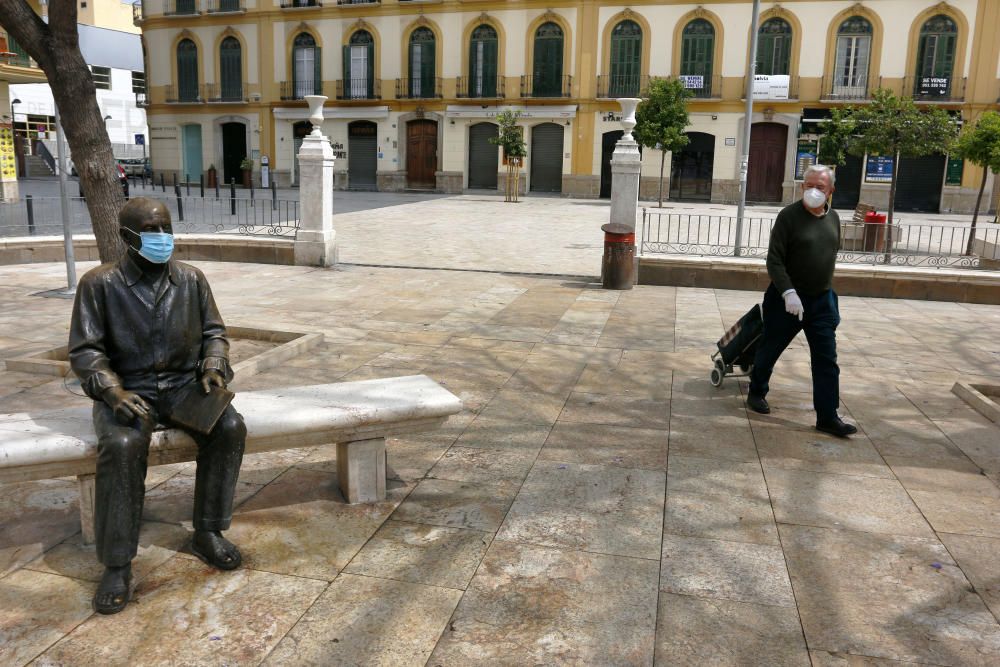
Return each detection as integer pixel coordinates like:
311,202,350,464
532,22,564,97
293,33,319,99
219,36,242,102
176,39,199,102
833,17,872,97
681,19,714,98
469,24,499,98
409,27,436,99
609,20,642,97
915,15,957,98
757,18,791,75
344,30,374,99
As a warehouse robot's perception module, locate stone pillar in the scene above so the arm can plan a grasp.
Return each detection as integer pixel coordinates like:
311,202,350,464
609,98,642,229
294,95,337,267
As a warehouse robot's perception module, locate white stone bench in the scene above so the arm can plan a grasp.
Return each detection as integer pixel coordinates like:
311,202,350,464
0,375,462,543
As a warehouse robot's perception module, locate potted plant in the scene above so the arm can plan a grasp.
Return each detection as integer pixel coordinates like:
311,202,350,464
240,157,253,188
206,164,217,189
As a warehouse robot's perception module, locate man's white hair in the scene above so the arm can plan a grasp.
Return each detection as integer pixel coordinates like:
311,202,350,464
804,163,836,185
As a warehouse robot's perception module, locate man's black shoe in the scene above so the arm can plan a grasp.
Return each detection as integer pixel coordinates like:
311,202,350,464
816,416,858,438
746,393,770,414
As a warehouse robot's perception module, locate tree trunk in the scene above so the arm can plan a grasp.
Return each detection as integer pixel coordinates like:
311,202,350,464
657,151,665,208
965,167,989,256
0,0,126,263
884,151,899,263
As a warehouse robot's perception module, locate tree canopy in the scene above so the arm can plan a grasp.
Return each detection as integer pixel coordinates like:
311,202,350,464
634,77,692,206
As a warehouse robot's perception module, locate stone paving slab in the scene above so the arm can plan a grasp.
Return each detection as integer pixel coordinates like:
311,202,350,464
1,259,1000,665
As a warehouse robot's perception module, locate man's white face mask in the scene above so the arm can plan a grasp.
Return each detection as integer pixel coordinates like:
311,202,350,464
803,187,827,209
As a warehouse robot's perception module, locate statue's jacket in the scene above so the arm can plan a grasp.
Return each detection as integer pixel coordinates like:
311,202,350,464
68,254,233,402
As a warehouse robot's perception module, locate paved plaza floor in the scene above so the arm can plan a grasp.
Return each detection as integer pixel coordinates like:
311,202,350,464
2,192,1000,665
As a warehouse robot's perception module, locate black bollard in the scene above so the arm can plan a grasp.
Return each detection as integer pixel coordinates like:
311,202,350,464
271,180,277,211
172,173,177,188
200,174,205,198
25,194,35,235
174,184,185,221
230,179,236,216
249,178,254,208
186,174,190,196
160,173,165,192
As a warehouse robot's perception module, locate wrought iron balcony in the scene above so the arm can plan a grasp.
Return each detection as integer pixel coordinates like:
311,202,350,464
279,0,321,7
207,0,244,12
165,84,205,103
135,92,149,108
280,80,325,100
396,77,442,99
904,75,966,102
820,75,872,101
519,75,572,98
676,74,722,99
456,75,505,99
205,83,245,102
164,0,199,16
336,0,379,4
596,74,650,99
0,30,36,68
132,1,143,24
336,78,381,100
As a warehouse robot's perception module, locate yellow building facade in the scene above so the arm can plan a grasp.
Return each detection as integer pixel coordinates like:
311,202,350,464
137,0,1000,213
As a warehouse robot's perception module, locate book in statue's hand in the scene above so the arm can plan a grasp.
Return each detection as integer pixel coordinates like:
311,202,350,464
168,382,235,435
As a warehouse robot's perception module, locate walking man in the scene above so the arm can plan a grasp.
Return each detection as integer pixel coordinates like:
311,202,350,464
69,197,246,614
745,164,857,437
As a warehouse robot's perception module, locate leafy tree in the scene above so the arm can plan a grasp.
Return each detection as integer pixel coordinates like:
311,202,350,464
818,89,958,256
634,77,692,207
953,111,1000,255
0,0,126,262
489,110,527,203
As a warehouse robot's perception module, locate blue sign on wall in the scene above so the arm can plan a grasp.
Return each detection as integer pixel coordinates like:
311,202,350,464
134,134,145,145
865,155,894,183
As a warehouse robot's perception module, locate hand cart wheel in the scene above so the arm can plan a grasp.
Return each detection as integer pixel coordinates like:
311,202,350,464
710,359,725,387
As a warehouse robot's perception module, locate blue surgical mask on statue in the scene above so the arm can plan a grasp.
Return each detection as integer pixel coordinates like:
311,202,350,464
124,227,174,264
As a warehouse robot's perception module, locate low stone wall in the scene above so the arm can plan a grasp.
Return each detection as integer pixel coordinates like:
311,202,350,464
0,234,294,267
638,255,1000,304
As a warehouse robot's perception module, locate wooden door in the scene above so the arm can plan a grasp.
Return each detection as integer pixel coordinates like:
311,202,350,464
407,120,438,189
747,123,787,203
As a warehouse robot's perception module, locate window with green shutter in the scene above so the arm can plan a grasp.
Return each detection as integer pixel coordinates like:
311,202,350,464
680,19,714,97
916,15,956,97
469,25,498,97
177,39,199,102
409,27,436,98
345,30,374,99
220,37,242,101
757,18,791,76
609,20,642,97
532,22,564,97
293,33,318,99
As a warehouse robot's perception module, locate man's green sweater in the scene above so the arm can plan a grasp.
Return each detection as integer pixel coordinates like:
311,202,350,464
766,202,841,297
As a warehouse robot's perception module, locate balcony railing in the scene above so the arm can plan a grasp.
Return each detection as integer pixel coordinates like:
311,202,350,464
820,75,872,101
0,31,35,68
396,77,442,99
336,78,381,100
135,92,149,108
740,74,800,101
456,75,505,99
132,1,143,24
519,75,572,98
677,74,722,99
207,0,244,12
164,0,199,15
596,74,650,99
904,75,966,102
205,82,245,102
165,84,205,103
279,0,321,7
280,80,324,100
337,0,378,4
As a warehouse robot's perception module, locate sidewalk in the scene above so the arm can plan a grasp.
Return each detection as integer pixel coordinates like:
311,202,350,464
2,253,1000,665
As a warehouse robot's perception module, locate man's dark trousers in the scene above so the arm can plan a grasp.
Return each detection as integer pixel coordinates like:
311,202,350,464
749,284,841,421
92,385,246,568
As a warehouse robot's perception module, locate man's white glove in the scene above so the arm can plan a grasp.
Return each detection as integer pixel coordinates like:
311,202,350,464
782,289,804,321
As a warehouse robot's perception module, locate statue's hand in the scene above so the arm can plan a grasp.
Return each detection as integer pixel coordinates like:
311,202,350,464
200,369,226,394
104,387,151,425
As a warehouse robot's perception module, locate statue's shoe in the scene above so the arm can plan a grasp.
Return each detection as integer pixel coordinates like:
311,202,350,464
93,565,132,615
191,532,243,571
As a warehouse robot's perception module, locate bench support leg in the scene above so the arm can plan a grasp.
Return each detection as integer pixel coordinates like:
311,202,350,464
78,473,96,545
336,437,386,503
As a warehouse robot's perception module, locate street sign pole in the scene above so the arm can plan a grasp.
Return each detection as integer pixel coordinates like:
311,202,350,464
54,104,76,293
735,0,762,258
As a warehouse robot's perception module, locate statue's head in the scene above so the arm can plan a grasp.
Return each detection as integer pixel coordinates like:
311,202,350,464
119,198,174,263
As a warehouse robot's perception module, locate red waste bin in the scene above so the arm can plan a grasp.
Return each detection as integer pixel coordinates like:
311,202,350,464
601,223,635,290
863,211,888,252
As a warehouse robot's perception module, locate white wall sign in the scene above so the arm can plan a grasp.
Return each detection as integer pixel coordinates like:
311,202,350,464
679,75,704,89
752,75,790,100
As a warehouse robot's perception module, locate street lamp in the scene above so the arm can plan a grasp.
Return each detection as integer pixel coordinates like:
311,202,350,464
10,99,22,176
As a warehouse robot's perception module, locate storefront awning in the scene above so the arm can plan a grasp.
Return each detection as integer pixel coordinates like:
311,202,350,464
444,104,577,120
273,106,390,121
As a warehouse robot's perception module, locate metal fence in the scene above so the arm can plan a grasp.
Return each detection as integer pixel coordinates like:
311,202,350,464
640,209,1000,270
0,193,299,239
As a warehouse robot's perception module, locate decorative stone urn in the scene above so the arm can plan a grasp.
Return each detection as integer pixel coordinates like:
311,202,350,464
305,95,327,137
617,97,642,141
